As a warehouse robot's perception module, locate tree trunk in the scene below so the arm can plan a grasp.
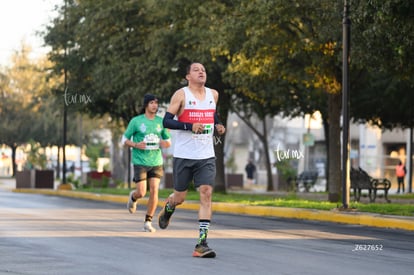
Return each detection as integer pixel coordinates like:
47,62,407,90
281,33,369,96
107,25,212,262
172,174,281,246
214,133,226,192
111,131,125,185
328,92,342,202
214,107,228,193
56,146,61,180
11,144,17,177
232,112,274,192
322,118,330,192
262,118,274,191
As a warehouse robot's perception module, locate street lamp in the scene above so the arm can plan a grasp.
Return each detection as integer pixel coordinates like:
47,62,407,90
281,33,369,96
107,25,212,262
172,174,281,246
58,0,69,189
341,0,351,208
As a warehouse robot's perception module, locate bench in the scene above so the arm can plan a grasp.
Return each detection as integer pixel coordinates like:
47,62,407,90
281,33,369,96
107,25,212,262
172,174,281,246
295,171,318,192
350,167,391,203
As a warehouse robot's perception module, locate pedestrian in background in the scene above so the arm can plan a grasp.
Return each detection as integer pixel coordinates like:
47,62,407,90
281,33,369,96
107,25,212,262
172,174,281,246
159,62,226,258
122,94,171,232
245,159,256,186
395,160,406,194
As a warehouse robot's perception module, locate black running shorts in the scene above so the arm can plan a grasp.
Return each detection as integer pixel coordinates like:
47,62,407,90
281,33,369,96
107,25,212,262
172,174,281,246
172,157,216,192
133,165,164,183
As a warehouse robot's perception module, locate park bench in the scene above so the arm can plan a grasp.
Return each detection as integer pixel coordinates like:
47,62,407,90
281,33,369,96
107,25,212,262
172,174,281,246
295,170,318,192
350,167,391,203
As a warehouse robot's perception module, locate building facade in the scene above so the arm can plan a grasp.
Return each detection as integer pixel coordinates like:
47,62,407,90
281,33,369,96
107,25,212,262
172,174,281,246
226,112,413,192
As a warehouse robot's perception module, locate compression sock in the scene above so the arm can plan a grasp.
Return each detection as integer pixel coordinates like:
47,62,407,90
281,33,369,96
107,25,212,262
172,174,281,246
198,219,210,244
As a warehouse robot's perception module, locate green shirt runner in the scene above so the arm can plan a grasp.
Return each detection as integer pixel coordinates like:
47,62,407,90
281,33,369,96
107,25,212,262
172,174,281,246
123,114,171,167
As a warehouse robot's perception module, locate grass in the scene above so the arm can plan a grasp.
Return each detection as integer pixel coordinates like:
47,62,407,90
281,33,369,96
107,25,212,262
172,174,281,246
75,187,414,217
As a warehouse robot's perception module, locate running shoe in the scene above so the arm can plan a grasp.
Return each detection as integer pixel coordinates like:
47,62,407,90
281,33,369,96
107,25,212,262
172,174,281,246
192,242,216,258
127,190,137,214
158,203,174,229
143,221,156,232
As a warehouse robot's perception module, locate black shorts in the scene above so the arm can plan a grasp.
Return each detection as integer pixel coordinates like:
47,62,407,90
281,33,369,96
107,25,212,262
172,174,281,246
133,165,164,183
172,157,216,192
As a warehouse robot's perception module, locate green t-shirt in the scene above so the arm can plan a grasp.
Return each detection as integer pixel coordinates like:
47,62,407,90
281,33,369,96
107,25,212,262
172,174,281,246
123,114,171,166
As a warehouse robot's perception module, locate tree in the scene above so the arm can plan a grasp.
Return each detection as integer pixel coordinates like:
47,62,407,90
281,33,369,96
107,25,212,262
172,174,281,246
204,0,343,199
352,0,414,80
44,0,234,190
42,0,413,200
350,71,414,129
351,0,414,129
43,0,343,197
0,43,80,176
0,70,30,176
145,1,236,191
0,44,52,175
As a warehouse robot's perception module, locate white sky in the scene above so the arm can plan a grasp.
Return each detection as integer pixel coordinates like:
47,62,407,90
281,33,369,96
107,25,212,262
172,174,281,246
0,0,62,66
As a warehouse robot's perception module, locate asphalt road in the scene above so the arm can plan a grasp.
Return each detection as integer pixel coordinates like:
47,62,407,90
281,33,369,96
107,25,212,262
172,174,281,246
1,189,414,275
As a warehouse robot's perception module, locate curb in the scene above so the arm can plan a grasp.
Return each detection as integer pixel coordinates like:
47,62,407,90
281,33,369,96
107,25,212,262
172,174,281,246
12,188,414,231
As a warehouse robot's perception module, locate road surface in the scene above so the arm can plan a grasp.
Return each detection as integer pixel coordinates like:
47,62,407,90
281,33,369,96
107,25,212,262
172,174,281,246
1,190,413,275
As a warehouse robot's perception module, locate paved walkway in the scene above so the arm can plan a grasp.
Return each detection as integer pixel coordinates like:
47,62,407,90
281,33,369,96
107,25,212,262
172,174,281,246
1,177,414,231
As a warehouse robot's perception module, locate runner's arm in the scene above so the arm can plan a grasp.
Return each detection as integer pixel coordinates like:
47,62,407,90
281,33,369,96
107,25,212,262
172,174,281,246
163,112,193,131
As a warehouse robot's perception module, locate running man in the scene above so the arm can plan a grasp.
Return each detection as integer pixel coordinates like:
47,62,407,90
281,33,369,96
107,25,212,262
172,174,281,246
123,94,171,232
160,62,225,258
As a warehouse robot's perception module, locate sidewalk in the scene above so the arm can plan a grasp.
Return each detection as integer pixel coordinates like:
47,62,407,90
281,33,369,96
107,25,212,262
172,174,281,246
2,177,414,231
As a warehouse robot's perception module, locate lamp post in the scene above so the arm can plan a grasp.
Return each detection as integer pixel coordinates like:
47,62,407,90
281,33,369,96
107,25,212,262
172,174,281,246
341,0,351,208
59,0,68,188
62,90,67,185
408,128,413,193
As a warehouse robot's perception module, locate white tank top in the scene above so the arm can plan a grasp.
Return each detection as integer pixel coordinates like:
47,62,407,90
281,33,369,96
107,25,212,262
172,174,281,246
173,87,216,159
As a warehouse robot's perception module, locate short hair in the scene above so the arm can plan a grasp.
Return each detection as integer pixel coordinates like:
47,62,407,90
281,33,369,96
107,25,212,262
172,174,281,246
186,62,203,74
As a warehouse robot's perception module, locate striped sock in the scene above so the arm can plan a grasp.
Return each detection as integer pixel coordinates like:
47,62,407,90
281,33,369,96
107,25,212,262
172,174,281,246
198,219,210,244
145,215,152,222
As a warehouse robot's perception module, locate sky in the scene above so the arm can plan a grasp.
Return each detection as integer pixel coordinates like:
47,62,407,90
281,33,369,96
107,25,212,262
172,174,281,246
0,0,62,66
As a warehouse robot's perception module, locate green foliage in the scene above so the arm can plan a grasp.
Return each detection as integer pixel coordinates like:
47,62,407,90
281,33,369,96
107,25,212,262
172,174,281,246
351,202,414,216
0,42,85,156
26,140,47,170
84,139,109,169
88,176,110,189
113,179,126,189
0,48,58,148
66,173,80,189
41,0,414,195
350,0,414,129
352,0,414,79
274,159,297,181
350,72,414,129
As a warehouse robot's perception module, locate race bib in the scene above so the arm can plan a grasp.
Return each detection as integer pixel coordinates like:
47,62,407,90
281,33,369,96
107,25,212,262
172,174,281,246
144,133,160,150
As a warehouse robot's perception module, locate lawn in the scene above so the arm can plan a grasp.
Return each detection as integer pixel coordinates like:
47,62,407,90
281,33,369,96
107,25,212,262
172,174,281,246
77,187,414,217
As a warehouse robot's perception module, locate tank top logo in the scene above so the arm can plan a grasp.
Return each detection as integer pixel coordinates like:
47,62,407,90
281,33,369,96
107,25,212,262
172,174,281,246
173,87,216,158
